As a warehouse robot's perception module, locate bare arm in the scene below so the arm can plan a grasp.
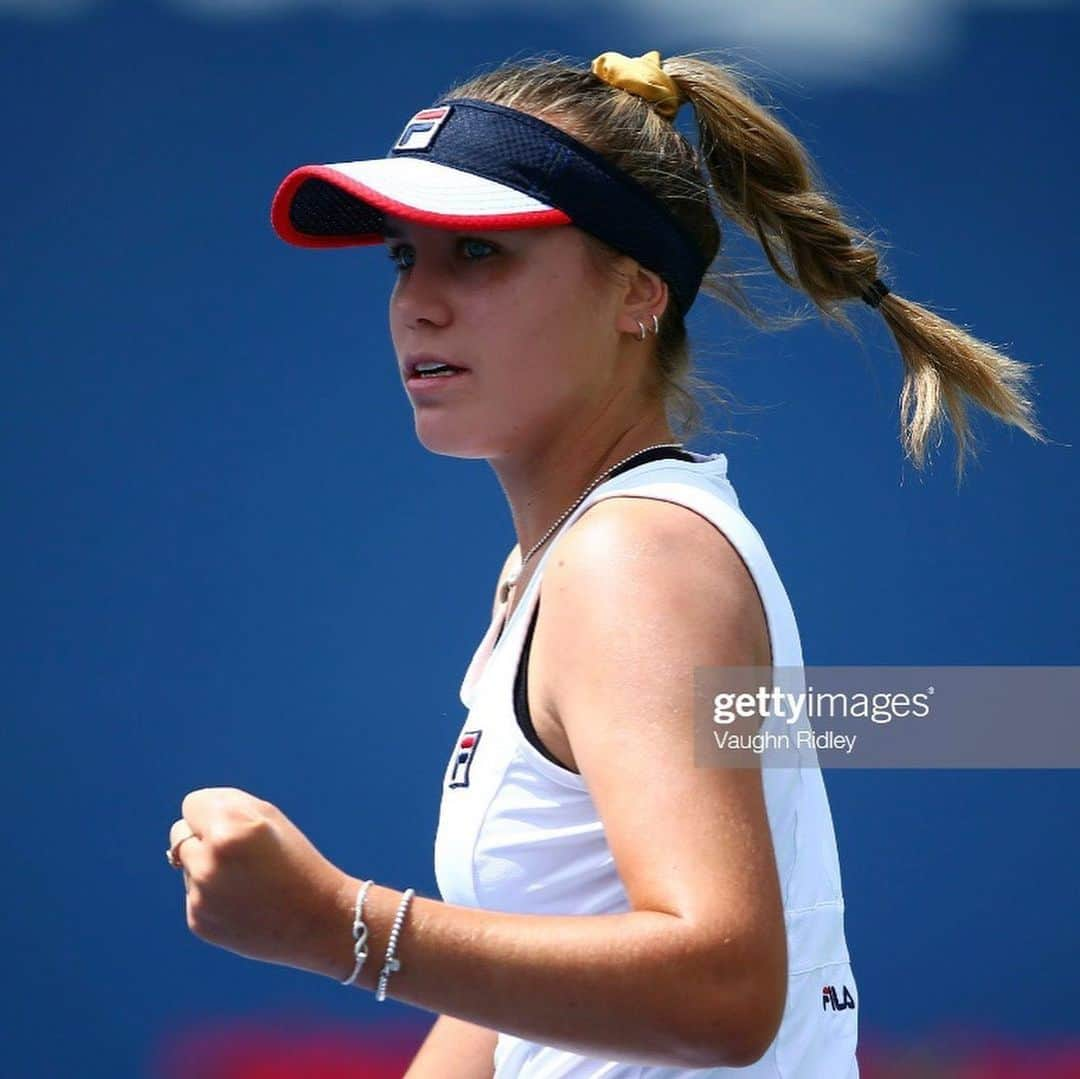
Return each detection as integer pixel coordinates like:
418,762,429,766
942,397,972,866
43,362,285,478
403,1014,498,1079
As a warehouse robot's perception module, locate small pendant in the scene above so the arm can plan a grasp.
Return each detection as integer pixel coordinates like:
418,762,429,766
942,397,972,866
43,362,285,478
500,573,519,604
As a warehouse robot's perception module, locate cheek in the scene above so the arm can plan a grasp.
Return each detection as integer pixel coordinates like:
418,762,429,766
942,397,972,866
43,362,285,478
502,277,610,393
388,284,406,335
505,259,610,339
387,297,400,349
547,281,618,372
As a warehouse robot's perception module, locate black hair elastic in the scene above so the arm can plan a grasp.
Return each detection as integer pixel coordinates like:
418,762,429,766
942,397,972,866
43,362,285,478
862,278,890,308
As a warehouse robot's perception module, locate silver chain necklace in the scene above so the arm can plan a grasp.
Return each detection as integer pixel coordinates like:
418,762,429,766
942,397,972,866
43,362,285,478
499,442,686,604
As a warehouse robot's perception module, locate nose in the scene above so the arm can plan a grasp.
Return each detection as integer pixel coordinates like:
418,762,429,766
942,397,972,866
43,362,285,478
391,258,453,331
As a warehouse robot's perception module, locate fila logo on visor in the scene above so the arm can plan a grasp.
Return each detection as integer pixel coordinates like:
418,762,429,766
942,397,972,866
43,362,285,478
394,106,452,152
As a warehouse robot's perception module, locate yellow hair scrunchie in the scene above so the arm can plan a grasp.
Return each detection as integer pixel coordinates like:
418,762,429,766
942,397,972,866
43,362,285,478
590,49,685,120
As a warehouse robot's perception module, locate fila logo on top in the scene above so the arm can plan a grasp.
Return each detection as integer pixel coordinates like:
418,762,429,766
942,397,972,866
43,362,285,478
394,106,452,152
822,984,857,1012
448,729,483,789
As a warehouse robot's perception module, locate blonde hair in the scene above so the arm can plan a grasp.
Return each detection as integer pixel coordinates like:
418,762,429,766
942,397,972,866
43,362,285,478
443,53,1046,483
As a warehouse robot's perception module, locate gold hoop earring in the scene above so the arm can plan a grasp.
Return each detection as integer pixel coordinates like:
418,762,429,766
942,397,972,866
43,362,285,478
635,320,646,341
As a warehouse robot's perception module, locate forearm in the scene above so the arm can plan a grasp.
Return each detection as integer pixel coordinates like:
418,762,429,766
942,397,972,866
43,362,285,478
315,875,761,1069
403,1014,497,1079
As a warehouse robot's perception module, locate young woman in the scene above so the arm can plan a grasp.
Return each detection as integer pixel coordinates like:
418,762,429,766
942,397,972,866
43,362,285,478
167,50,1043,1076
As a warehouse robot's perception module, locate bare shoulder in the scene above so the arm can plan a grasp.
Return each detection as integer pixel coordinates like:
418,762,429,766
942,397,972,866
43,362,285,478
540,494,771,671
557,495,759,578
528,495,772,761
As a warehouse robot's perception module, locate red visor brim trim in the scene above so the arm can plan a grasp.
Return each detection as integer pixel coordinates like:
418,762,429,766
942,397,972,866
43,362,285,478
270,164,571,247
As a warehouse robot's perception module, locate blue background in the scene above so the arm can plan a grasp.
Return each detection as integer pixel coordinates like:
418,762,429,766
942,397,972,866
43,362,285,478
2,1,1077,1075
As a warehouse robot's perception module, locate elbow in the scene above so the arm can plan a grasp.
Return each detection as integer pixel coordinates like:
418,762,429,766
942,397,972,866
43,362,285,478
717,1004,786,1069
678,943,788,1069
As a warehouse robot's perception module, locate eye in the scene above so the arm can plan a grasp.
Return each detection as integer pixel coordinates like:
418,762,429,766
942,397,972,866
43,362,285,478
461,238,497,260
386,244,415,272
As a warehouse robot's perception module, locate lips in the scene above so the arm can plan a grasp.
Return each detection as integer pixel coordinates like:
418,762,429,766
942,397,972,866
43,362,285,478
405,368,470,389
403,355,470,377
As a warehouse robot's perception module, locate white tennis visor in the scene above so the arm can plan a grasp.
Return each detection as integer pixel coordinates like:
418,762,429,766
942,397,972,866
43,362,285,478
270,98,708,315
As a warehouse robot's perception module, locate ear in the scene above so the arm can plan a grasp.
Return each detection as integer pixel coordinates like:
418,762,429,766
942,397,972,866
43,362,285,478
615,261,670,337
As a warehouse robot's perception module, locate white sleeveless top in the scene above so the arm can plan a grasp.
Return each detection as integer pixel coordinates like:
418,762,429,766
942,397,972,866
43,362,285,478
434,451,860,1077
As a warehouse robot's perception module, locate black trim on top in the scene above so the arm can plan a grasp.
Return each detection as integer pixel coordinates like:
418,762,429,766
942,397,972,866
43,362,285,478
514,599,561,767
511,446,697,773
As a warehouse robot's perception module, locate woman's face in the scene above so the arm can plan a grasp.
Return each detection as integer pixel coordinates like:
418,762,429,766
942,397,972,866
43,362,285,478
384,215,633,460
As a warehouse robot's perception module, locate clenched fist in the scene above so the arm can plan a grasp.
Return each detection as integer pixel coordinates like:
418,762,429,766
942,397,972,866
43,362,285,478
168,787,353,977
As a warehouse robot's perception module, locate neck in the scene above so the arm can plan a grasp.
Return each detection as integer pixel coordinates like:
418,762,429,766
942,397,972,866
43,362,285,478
490,416,681,569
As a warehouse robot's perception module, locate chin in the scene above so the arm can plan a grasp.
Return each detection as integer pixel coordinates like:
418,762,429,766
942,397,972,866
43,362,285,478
413,417,491,460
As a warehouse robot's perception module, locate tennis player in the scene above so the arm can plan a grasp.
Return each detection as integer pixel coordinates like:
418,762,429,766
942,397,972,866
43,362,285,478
167,49,1043,1077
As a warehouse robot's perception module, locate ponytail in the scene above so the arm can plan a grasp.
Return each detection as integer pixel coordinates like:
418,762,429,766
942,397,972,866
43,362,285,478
662,55,1045,481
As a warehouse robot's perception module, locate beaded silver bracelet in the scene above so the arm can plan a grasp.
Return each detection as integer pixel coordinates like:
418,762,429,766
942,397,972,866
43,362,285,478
340,878,375,987
375,887,415,1002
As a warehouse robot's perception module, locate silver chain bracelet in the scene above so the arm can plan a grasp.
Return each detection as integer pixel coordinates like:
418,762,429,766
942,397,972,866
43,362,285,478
340,878,375,987
375,887,415,1002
